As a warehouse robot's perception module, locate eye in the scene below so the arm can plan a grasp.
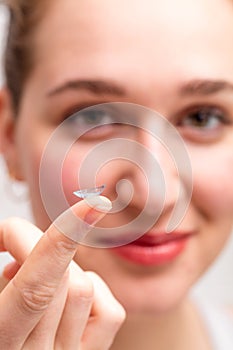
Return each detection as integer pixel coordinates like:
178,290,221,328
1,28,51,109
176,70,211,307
177,106,231,141
70,109,114,127
65,107,122,140
182,107,226,128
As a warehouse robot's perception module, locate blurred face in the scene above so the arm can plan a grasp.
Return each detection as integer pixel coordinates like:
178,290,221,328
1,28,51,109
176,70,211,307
6,0,233,314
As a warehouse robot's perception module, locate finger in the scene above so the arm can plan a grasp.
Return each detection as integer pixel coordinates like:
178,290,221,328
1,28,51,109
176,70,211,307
0,217,43,262
81,272,126,350
23,273,69,350
0,219,42,291
26,261,95,348
1,194,110,280
3,261,21,280
55,261,94,349
0,196,112,349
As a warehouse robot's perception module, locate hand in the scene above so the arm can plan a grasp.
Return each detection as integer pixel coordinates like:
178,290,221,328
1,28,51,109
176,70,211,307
0,197,125,349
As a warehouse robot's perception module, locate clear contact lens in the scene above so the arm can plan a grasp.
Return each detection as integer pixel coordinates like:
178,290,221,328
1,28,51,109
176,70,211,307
73,184,106,199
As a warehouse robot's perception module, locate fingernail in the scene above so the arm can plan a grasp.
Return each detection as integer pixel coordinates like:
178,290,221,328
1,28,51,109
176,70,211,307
84,196,112,212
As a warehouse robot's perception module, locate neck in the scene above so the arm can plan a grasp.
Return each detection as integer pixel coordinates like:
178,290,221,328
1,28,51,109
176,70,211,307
111,298,211,350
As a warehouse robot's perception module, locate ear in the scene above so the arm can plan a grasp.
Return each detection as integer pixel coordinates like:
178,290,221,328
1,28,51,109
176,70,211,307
0,87,24,181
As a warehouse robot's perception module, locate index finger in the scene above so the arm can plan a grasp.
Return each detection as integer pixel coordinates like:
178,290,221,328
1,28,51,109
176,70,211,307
0,196,111,349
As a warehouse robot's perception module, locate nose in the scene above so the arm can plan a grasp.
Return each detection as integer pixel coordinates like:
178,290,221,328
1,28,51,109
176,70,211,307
128,124,185,221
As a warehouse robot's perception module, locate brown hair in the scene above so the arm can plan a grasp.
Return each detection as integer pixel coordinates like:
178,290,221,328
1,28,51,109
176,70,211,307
2,0,46,111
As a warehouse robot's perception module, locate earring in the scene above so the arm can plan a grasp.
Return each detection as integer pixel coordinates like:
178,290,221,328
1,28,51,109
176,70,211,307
5,171,29,202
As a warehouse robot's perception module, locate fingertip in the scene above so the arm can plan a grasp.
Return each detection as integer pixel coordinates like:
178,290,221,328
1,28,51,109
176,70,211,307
52,196,112,243
83,195,112,212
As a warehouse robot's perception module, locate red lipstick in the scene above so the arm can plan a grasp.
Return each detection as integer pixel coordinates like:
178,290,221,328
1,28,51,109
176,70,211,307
111,232,193,266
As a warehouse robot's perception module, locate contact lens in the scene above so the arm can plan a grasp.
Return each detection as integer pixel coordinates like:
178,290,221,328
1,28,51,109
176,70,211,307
73,184,106,199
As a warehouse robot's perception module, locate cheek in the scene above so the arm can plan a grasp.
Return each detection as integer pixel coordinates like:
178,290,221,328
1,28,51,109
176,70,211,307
191,146,233,221
61,144,113,204
15,115,54,186
62,148,145,230
62,143,134,204
62,146,86,204
15,130,51,228
189,148,233,275
17,138,43,190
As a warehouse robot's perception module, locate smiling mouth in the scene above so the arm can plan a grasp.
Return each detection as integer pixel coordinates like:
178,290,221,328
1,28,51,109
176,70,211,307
131,231,195,246
110,231,196,266
89,229,195,246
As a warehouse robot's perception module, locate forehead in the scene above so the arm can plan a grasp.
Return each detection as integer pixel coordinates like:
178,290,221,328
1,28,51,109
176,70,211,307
33,0,233,84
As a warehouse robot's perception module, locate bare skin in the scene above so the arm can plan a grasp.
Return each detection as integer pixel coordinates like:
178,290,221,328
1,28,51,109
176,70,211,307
1,0,233,348
0,199,125,349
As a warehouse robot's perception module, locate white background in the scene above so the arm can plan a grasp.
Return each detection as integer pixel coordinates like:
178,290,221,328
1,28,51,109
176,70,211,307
0,5,233,305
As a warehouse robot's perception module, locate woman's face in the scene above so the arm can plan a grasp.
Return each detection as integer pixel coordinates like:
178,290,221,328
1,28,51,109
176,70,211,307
4,0,233,313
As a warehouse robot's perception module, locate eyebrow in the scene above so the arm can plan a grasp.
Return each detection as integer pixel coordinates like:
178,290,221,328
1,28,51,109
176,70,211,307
180,79,233,96
47,79,126,97
47,77,233,99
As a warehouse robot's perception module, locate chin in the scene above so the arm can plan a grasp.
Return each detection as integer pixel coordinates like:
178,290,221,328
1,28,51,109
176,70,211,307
114,278,191,316
98,262,197,316
76,243,202,315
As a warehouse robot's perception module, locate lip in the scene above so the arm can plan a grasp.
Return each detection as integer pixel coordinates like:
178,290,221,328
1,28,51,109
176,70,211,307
111,232,194,266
